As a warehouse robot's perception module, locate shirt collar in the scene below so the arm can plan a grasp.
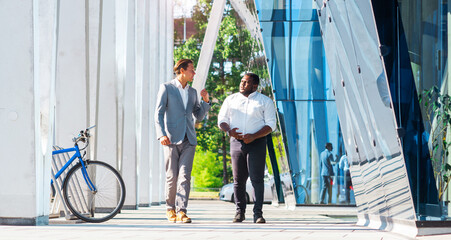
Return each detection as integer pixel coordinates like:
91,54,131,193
248,91,258,98
173,78,188,90
240,91,258,98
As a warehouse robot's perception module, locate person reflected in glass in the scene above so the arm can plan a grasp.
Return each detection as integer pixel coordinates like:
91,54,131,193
155,59,211,223
218,73,277,223
338,152,351,204
320,142,338,204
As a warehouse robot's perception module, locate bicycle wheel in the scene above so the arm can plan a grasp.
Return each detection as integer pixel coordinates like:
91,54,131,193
295,185,310,204
62,160,126,223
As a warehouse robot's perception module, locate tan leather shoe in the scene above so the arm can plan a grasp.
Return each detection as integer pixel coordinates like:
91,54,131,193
176,211,192,223
166,209,176,223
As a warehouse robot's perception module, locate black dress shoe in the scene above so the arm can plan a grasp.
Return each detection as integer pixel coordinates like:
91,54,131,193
254,215,266,223
233,212,245,223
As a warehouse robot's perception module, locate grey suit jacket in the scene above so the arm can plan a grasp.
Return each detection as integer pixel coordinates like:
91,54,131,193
155,79,211,145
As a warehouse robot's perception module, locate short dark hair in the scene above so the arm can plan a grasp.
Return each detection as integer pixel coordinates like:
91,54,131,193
245,72,259,86
174,59,193,75
325,142,333,149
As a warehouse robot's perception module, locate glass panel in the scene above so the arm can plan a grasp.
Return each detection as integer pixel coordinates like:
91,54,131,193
395,0,450,219
291,22,332,101
287,101,347,205
291,0,318,21
316,0,417,219
372,0,445,219
247,0,297,208
261,22,290,100
254,0,290,22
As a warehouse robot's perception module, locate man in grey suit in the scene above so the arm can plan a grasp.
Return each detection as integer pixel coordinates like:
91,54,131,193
155,59,211,223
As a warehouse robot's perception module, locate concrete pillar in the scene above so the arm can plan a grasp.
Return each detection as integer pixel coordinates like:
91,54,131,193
55,0,88,146
96,0,118,171
161,0,174,204
120,0,139,210
87,0,100,129
0,0,56,225
153,0,167,205
38,0,58,223
135,0,147,207
141,1,157,206
147,0,160,206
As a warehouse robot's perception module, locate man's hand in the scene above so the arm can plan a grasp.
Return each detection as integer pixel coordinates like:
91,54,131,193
228,128,243,140
200,89,210,103
242,134,256,144
160,136,171,145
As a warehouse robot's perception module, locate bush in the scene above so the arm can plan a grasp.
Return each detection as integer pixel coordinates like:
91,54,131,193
192,149,223,189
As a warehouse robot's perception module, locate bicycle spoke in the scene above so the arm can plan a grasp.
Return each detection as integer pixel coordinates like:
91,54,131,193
63,161,125,223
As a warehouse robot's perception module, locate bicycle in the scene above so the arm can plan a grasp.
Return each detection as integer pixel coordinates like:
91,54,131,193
51,125,126,223
290,170,310,204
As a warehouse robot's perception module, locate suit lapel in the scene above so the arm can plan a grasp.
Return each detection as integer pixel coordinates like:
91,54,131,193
186,87,195,112
170,80,185,108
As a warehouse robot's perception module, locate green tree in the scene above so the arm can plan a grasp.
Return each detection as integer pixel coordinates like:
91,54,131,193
174,0,265,188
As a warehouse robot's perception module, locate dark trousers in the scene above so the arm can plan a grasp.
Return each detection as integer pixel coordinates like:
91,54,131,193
230,137,266,216
320,176,332,204
344,172,351,203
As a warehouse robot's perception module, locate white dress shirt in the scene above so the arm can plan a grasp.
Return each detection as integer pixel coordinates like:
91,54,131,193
218,91,277,135
173,78,188,109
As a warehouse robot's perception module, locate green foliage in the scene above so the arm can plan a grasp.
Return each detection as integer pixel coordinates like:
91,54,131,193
191,149,223,189
419,86,451,201
174,0,267,186
174,37,201,65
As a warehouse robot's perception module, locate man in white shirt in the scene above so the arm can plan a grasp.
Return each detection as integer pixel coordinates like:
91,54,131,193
155,59,211,223
218,73,276,223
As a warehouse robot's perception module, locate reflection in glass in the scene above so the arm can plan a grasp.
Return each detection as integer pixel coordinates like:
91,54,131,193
244,0,297,208
315,0,417,221
256,1,353,206
254,0,290,21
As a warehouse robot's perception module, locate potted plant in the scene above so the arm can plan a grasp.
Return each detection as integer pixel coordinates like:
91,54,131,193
419,86,451,219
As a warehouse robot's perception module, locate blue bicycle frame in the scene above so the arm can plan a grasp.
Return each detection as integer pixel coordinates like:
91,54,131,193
52,144,97,192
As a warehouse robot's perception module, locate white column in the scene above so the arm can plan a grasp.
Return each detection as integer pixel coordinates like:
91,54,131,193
121,0,139,209
135,0,146,207
38,0,58,223
87,0,100,128
141,1,157,205
161,0,174,204
0,0,55,225
55,0,88,146
147,0,160,206
154,0,167,205
96,0,118,169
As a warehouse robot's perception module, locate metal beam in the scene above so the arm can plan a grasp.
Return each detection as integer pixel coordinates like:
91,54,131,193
192,0,226,93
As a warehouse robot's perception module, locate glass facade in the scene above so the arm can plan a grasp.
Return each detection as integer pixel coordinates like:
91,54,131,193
255,0,353,205
251,0,450,223
394,0,449,218
310,0,450,224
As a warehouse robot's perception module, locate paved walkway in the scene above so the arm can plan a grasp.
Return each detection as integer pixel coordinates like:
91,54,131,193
1,200,451,240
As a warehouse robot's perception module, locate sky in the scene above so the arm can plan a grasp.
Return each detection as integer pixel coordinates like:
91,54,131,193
174,0,197,18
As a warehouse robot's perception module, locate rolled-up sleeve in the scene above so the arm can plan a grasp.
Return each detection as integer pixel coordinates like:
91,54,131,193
217,96,230,127
264,97,277,132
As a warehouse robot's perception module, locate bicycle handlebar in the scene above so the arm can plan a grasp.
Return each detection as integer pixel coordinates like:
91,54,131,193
72,125,96,147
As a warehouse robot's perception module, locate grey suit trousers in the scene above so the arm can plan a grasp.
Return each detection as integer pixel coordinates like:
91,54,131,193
164,136,196,213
